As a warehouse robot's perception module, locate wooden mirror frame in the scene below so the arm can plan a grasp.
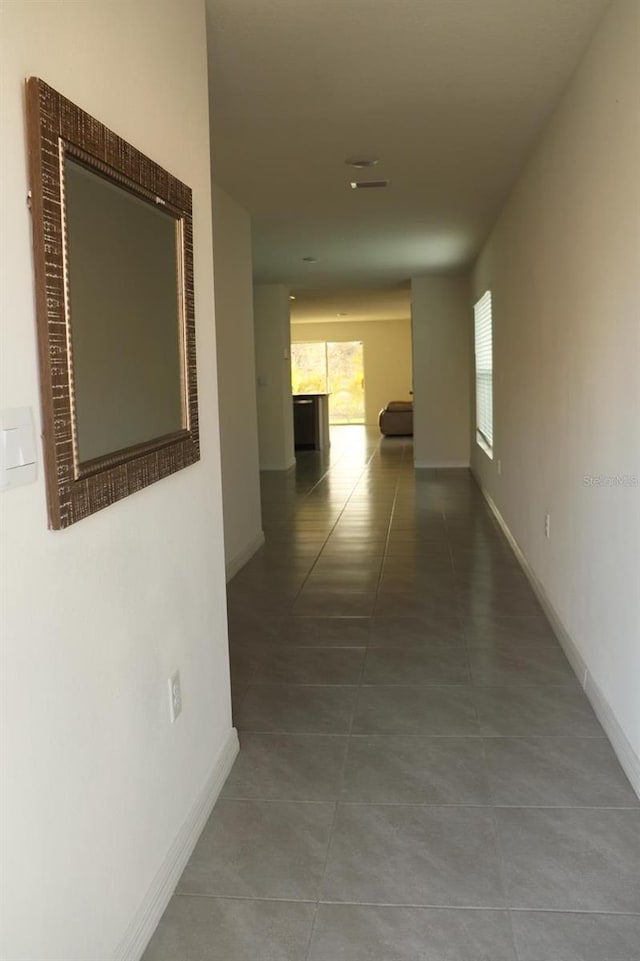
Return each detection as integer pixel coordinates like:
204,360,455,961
26,78,200,529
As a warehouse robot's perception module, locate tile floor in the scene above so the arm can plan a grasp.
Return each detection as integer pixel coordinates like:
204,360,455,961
144,427,640,961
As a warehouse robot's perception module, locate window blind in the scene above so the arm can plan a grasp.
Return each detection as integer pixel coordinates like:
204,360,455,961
474,291,493,453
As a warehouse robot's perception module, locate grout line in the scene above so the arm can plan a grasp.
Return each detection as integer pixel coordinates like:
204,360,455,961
235,724,609,739
302,901,320,961
477,728,521,958
293,444,383,599
238,679,591,689
175,891,317,904
232,730,618,740
307,437,390,959
172,890,640,917
236,726,608,739
218,794,640,810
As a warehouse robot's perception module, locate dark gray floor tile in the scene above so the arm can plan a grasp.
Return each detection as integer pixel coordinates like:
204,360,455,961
378,570,457,593
374,592,461,618
340,513,390,522
142,896,315,961
455,567,529,589
259,545,321,561
303,571,382,592
177,799,334,899
319,545,385,562
221,733,348,800
468,639,574,686
485,737,640,807
457,588,542,616
323,534,387,547
353,685,479,735
228,649,255,686
293,591,376,616
510,910,640,960
369,614,465,647
237,684,358,733
341,735,490,803
363,647,470,685
385,540,451,556
321,804,505,906
382,553,455,575
281,616,370,647
473,685,603,736
387,526,448,541
450,546,513,562
309,904,517,961
227,614,285,645
230,572,308,595
227,589,295,616
238,563,315,583
451,551,521,573
250,647,365,685
391,512,446,525
496,807,640,911
316,557,386,572
265,533,327,548
329,535,388,547
463,614,557,644
230,683,248,723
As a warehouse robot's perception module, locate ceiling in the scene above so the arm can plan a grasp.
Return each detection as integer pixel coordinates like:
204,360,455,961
290,284,411,325
206,0,608,319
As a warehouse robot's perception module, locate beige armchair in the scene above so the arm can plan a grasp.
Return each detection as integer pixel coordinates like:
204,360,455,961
378,400,413,436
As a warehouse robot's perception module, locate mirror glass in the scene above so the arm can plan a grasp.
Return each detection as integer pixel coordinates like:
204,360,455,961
64,156,185,463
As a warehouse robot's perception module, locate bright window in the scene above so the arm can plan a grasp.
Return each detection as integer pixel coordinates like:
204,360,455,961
474,291,493,457
290,342,328,394
291,341,365,424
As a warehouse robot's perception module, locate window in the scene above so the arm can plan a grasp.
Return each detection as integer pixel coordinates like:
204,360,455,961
290,342,328,394
291,341,365,424
474,291,493,457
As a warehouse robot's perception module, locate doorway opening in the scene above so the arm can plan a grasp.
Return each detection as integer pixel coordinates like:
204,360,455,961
291,340,365,424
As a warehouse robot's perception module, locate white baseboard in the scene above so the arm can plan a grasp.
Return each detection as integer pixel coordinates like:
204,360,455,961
115,728,240,961
414,460,470,469
225,531,265,581
476,479,640,800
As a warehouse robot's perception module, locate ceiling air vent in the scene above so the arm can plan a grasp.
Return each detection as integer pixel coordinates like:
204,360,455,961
350,180,389,190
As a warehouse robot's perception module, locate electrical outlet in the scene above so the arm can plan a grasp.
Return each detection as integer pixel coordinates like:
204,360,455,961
168,670,182,723
544,513,551,539
497,459,502,475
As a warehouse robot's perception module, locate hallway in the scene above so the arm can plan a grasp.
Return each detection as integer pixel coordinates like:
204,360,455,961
144,428,640,960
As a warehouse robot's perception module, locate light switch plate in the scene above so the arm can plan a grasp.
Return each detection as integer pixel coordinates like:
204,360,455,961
0,407,37,491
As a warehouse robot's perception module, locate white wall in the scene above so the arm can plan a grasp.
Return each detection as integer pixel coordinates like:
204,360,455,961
211,184,263,578
472,0,640,781
411,276,472,467
0,3,236,959
291,318,412,426
253,284,295,470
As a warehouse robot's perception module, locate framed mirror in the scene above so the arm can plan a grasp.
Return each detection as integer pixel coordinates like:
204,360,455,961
26,78,200,529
